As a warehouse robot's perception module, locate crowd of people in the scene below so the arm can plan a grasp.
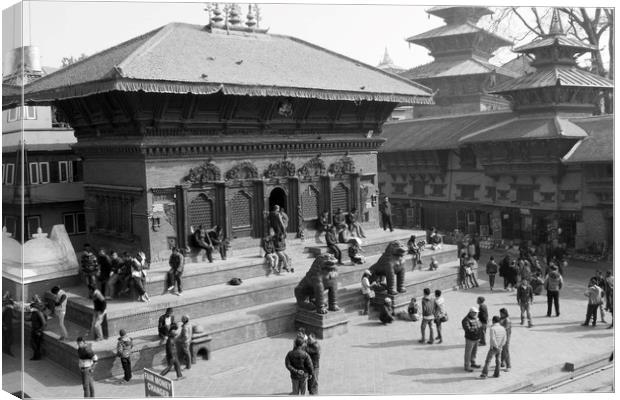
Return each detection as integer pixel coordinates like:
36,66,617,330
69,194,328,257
316,207,367,267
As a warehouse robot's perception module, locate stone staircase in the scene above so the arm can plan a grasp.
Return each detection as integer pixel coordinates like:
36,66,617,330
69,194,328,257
28,229,467,380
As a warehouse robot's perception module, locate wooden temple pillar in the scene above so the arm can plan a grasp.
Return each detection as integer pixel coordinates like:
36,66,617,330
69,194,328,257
320,175,332,215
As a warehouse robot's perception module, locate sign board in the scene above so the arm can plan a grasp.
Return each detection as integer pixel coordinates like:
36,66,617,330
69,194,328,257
152,203,165,213
144,368,174,397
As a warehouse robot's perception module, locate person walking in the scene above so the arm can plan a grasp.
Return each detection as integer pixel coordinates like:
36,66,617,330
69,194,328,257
161,324,184,380
88,285,107,341
499,308,512,372
285,337,314,395
305,333,321,395
158,308,175,344
51,285,68,340
477,297,488,346
2,298,15,356
544,265,563,317
165,247,184,296
479,316,507,379
433,290,447,344
77,337,98,397
582,279,604,327
462,307,482,372
379,197,393,232
486,256,498,291
516,279,534,327
360,270,374,316
325,226,343,265
30,300,46,360
116,329,133,383
419,288,436,344
179,315,193,369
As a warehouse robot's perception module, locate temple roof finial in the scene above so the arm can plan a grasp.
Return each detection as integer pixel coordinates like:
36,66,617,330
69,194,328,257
548,8,564,36
381,47,394,66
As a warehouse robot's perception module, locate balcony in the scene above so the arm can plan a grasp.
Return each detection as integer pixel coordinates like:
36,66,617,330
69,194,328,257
2,182,84,204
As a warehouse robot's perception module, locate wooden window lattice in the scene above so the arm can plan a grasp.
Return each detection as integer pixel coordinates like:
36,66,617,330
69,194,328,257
301,185,320,220
332,183,349,212
231,191,251,229
188,194,214,229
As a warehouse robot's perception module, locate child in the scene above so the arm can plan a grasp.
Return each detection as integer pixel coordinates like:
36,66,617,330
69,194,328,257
465,259,479,288
360,270,374,315
429,256,439,271
407,297,419,321
116,329,133,383
348,238,365,265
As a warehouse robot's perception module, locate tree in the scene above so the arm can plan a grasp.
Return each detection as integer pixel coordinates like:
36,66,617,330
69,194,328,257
487,7,613,79
61,53,88,67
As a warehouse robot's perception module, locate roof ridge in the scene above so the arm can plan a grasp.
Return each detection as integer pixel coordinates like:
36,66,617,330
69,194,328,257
459,116,519,142
116,23,183,78
24,25,165,88
272,33,433,96
385,110,514,125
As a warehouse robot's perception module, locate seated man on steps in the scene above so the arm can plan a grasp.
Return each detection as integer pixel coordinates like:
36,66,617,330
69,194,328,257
193,225,214,263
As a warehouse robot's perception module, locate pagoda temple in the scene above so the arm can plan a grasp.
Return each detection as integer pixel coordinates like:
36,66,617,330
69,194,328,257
10,11,432,262
378,8,613,250
401,6,519,117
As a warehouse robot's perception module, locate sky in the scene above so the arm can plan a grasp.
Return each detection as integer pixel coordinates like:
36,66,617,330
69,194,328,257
0,1,613,75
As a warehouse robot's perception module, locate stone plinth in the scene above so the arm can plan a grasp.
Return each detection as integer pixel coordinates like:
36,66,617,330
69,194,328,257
294,308,348,339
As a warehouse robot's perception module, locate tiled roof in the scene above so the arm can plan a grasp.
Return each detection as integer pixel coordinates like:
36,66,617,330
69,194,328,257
23,23,432,104
380,111,514,152
459,115,589,144
406,22,511,47
400,57,519,80
491,65,613,92
562,115,613,163
515,35,597,53
501,55,536,76
426,6,493,19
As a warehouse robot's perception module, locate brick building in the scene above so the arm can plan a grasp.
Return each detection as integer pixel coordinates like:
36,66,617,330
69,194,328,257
378,8,613,250
13,14,432,263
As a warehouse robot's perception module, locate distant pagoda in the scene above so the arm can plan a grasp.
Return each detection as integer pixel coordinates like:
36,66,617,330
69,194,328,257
401,6,519,118
491,8,613,115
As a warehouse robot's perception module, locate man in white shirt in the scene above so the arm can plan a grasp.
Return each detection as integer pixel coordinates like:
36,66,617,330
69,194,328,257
480,316,507,378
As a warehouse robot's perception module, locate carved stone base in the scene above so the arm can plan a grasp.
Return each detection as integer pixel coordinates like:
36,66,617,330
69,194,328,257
371,291,411,313
294,308,348,339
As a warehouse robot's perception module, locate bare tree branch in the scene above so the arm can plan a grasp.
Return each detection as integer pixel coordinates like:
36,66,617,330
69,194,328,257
531,7,546,35
511,7,543,36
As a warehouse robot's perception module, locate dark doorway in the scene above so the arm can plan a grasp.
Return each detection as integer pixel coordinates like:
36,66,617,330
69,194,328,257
269,187,287,213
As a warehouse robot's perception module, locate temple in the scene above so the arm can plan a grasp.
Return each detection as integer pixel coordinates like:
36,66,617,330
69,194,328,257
401,6,518,117
379,8,613,249
15,16,433,263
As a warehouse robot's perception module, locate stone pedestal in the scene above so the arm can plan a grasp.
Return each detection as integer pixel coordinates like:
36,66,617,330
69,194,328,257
371,291,411,313
294,308,348,339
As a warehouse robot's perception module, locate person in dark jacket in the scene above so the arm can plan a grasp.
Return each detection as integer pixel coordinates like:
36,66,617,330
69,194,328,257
462,307,481,372
193,225,214,263
332,208,347,233
305,334,321,395
30,300,47,360
325,226,343,265
499,255,511,291
77,336,98,397
88,285,107,341
81,244,100,294
499,308,512,371
477,297,488,346
158,308,175,344
2,298,14,356
419,288,436,344
105,251,125,298
161,324,184,380
116,329,133,383
97,249,112,297
486,257,498,291
379,297,395,325
379,197,393,232
516,279,534,327
165,247,184,295
285,337,314,395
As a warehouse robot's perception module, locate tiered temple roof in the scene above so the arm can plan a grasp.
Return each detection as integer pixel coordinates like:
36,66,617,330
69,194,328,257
16,22,432,106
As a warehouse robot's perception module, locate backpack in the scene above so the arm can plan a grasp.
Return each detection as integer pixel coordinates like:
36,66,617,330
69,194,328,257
228,278,242,286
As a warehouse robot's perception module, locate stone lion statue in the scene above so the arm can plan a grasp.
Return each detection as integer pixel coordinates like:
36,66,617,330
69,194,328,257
294,253,340,314
369,240,408,295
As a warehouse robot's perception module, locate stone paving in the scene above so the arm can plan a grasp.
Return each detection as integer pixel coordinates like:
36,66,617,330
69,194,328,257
2,257,614,398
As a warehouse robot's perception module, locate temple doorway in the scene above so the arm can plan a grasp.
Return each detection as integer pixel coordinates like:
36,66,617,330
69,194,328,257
269,187,287,212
